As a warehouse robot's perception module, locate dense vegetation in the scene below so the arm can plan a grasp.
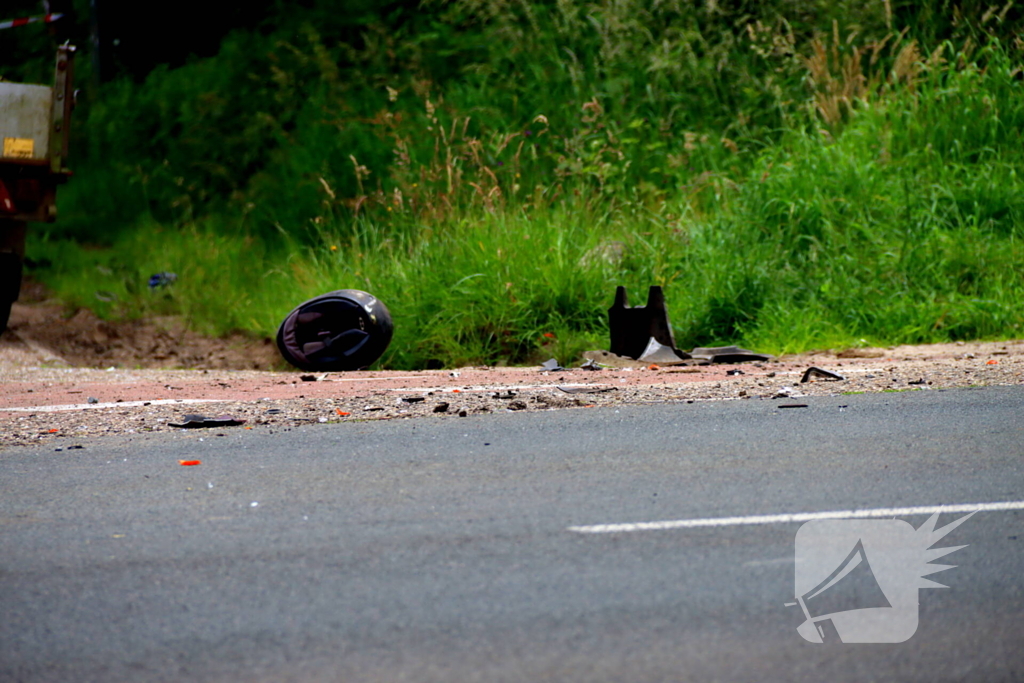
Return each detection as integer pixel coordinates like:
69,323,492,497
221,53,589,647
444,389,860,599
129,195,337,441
6,1,1024,368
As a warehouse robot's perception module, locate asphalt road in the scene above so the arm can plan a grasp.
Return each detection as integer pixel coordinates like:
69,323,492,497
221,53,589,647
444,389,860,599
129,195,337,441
2,386,1023,682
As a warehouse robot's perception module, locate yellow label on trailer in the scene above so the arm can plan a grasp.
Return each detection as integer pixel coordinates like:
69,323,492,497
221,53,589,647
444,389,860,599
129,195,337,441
3,137,35,159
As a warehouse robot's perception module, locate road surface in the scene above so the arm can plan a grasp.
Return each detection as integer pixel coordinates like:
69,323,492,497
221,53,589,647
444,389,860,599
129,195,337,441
2,386,1023,681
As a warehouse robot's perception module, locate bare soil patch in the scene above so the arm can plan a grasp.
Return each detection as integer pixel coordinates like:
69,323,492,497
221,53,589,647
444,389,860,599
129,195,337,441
3,280,284,371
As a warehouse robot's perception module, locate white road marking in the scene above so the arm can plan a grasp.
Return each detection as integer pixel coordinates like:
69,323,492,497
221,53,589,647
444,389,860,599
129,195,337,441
390,384,611,393
743,557,795,567
1,398,231,413
568,501,1024,534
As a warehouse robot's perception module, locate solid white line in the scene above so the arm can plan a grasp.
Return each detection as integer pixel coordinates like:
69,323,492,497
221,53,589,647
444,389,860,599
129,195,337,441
1,398,231,413
390,384,612,393
568,501,1024,534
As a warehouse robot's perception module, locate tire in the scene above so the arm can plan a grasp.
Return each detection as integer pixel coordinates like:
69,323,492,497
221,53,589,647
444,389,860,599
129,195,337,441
0,299,11,333
0,251,22,332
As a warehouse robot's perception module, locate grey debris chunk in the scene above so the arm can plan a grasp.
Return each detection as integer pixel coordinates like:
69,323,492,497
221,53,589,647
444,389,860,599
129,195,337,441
638,338,692,365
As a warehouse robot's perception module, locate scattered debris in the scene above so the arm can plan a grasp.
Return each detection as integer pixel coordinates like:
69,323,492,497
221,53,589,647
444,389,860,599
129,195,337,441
299,374,318,382
800,366,845,383
433,402,450,413
778,404,809,409
540,358,566,372
508,400,528,411
148,272,178,289
87,396,99,404
492,391,517,399
401,396,425,403
362,405,384,411
557,386,616,394
726,369,745,376
458,408,469,417
582,350,651,369
169,414,247,428
908,378,927,385
579,359,602,371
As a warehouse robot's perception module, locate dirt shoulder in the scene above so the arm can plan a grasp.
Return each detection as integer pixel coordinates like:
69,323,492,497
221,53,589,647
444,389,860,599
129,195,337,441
2,288,1022,450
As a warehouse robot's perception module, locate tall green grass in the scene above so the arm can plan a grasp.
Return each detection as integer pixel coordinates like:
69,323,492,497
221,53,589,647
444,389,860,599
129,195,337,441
24,5,1024,368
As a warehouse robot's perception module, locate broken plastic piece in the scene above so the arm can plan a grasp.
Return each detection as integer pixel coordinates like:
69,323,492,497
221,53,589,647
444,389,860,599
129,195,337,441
800,366,845,383
179,460,201,466
169,414,247,428
637,337,691,365
579,359,602,371
540,358,565,372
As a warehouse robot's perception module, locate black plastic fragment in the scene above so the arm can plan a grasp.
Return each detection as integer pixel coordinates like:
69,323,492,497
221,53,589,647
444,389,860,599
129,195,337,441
800,366,846,383
608,286,684,361
690,346,774,363
169,414,247,428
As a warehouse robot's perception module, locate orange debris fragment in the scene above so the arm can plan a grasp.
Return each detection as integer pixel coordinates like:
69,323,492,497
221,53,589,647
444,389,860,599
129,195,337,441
179,460,201,466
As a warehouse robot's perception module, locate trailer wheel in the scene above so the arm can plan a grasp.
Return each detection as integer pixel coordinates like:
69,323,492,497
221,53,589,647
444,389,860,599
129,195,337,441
0,252,22,332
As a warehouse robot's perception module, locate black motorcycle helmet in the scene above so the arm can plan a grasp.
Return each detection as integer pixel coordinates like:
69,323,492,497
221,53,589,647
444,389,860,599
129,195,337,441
276,290,394,371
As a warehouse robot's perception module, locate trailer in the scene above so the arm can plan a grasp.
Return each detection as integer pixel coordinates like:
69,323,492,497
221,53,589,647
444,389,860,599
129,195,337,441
0,44,75,330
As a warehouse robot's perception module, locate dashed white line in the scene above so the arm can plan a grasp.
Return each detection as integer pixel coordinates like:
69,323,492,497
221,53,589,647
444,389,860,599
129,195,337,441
568,501,1024,534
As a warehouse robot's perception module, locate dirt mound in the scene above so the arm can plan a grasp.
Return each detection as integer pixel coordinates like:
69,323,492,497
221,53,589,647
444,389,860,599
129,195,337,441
1,280,286,370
